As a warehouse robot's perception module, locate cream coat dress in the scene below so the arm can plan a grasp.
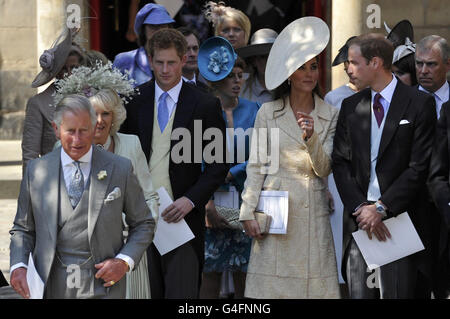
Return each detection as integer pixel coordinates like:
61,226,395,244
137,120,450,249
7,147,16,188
113,133,159,299
239,95,340,299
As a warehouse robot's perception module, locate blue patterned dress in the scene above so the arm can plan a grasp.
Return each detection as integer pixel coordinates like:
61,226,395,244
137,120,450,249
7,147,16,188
204,98,260,273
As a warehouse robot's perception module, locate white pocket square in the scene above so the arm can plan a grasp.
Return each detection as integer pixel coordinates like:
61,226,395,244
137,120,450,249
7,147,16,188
399,119,410,125
104,187,121,204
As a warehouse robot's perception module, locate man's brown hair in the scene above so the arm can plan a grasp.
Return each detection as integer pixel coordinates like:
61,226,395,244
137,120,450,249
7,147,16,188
349,33,394,70
147,29,187,59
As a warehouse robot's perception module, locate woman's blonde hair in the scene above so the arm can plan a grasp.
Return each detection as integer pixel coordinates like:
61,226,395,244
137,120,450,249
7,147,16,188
89,89,126,135
204,1,251,44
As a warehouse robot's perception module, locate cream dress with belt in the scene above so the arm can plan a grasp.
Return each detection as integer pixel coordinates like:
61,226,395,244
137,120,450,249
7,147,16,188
239,95,340,299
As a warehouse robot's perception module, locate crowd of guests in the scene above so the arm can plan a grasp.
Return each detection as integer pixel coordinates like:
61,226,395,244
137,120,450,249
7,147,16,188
6,2,450,299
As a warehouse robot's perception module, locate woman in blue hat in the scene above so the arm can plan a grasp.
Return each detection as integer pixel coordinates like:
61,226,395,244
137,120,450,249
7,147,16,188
113,3,174,87
197,37,260,299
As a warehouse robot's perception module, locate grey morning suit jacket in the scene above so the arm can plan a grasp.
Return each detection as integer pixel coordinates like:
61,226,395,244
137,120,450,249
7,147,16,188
21,84,58,174
10,146,155,298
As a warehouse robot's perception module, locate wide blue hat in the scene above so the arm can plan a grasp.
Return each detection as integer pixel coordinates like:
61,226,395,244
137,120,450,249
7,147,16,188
134,3,175,36
198,36,237,82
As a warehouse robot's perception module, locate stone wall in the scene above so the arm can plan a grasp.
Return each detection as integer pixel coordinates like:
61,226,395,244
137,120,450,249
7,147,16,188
0,0,38,139
0,0,89,140
331,0,450,91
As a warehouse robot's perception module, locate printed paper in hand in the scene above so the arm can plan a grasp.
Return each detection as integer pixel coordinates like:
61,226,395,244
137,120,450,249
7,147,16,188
152,187,195,255
352,212,425,270
256,191,289,234
26,253,44,299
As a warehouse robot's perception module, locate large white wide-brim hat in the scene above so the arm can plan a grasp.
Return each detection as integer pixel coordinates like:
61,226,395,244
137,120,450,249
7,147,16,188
265,17,330,90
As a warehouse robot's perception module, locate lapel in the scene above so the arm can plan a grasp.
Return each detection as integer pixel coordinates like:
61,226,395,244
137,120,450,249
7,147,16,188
311,95,331,138
353,89,372,173
378,81,409,158
43,148,61,245
138,81,155,161
170,82,196,149
275,97,305,145
87,147,114,243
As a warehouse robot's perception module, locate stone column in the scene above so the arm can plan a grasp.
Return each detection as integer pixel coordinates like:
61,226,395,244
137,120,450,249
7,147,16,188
331,0,364,91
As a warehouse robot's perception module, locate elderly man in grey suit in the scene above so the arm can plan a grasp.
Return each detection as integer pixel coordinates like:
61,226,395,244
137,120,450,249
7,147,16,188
10,94,155,299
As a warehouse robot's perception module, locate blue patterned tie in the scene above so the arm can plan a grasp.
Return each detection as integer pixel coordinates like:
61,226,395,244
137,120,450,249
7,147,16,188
157,92,169,132
68,161,84,208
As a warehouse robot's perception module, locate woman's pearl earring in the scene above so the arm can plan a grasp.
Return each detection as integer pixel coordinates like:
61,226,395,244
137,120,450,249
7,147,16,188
288,78,291,86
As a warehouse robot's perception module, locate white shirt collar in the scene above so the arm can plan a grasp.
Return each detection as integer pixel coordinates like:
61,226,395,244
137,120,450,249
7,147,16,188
371,74,397,104
433,81,449,101
182,74,197,84
418,81,449,101
155,78,183,104
61,145,93,167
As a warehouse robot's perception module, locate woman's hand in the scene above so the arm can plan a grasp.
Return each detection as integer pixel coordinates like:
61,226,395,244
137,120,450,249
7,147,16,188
205,200,229,229
296,111,314,140
242,220,265,240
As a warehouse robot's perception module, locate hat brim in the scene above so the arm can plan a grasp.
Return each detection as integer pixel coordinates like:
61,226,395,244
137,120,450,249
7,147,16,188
332,49,347,66
236,43,273,59
198,37,237,82
265,17,330,90
387,20,414,48
31,29,73,88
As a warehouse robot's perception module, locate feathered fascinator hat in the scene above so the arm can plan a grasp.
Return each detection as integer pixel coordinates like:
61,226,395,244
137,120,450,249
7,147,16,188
53,61,138,106
203,1,229,28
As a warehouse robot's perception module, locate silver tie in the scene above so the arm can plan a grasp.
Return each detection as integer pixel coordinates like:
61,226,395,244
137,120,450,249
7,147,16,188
68,161,84,208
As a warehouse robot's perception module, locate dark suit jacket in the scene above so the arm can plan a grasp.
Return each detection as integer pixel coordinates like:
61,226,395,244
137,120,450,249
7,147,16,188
120,79,229,264
428,100,450,259
332,80,437,279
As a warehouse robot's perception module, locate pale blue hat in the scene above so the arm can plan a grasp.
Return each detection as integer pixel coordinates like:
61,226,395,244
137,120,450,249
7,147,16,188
198,36,237,82
134,3,175,36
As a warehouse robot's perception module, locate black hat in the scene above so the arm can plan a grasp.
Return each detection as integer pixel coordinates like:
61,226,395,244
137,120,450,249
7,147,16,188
385,20,414,48
332,36,357,66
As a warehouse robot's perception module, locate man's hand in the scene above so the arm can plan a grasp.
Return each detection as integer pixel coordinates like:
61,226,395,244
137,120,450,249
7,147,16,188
242,220,265,240
205,200,229,229
94,258,129,287
10,267,30,299
161,196,194,223
353,204,391,241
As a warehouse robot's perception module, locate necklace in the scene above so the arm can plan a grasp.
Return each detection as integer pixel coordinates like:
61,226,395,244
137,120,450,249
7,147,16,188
97,135,112,150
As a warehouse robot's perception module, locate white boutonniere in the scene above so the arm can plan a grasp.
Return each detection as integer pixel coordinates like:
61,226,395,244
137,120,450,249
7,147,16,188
97,170,107,180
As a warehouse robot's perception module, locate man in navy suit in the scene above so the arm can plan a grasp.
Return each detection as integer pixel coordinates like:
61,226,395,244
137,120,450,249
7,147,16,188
120,29,228,298
332,33,436,299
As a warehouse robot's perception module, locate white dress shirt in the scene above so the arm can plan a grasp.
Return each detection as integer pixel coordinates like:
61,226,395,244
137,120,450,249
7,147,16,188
419,81,449,119
155,79,183,123
182,74,197,85
11,146,135,274
367,75,398,202
154,79,196,209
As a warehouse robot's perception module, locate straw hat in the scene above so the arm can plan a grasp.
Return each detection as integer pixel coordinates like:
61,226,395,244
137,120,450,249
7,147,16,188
31,28,74,88
198,36,237,82
265,17,330,90
236,28,278,59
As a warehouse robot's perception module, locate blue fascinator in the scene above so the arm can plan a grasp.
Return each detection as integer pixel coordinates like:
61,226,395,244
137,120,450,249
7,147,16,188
198,36,237,82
